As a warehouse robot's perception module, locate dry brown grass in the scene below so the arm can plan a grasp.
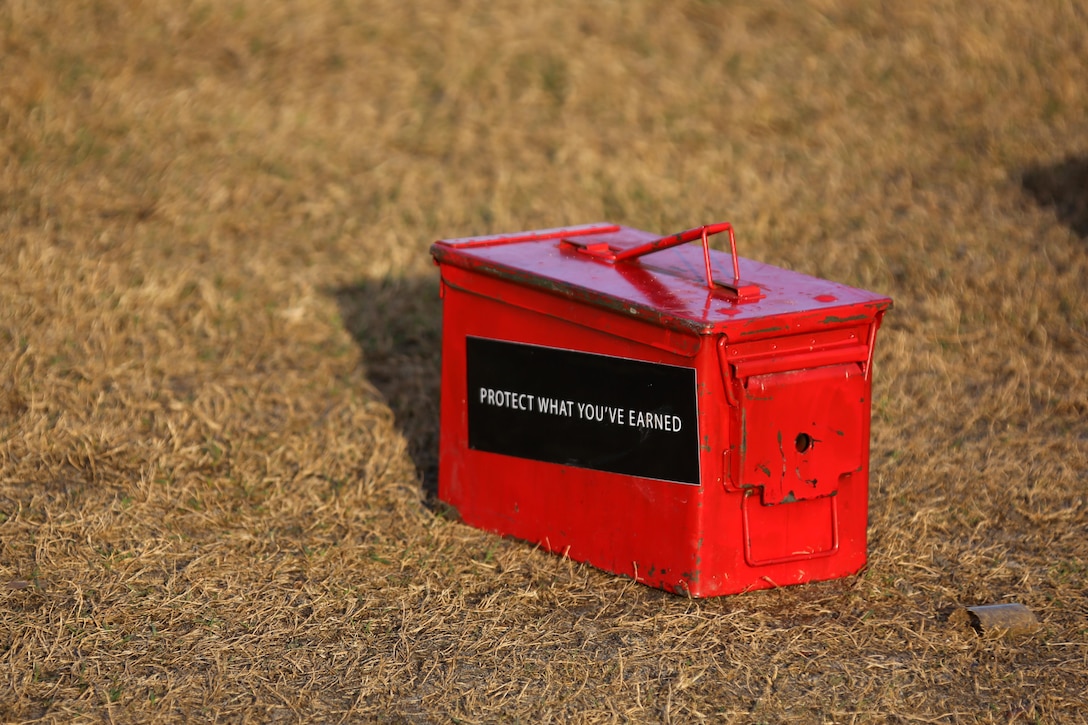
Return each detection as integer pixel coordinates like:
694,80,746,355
1,0,1086,721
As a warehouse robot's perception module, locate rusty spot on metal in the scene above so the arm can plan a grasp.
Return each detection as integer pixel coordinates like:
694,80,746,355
777,429,787,482
821,314,868,324
741,325,788,336
740,408,748,456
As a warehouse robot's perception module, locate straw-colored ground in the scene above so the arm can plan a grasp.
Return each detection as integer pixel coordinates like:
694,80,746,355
2,1,1086,722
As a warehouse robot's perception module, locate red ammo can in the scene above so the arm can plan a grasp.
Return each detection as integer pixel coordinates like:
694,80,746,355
431,222,892,597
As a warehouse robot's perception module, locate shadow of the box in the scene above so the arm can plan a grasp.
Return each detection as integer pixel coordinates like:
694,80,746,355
1022,155,1088,238
333,274,443,499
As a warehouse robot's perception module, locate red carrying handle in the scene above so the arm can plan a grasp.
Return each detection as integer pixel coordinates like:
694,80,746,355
612,222,741,289
562,222,762,301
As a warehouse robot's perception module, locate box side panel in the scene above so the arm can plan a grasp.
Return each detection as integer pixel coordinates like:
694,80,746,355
692,328,876,596
438,266,716,596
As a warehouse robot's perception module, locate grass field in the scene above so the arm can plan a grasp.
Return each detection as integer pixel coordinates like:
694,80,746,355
2,0,1086,721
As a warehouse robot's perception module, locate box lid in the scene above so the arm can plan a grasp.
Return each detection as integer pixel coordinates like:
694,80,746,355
431,223,892,340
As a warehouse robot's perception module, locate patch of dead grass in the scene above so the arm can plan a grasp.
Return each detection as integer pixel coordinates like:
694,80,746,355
2,0,1086,721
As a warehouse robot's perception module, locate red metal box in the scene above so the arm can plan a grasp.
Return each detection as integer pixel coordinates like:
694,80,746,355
431,222,892,597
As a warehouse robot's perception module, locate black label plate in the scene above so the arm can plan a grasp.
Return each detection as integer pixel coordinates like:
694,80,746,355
466,337,700,485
